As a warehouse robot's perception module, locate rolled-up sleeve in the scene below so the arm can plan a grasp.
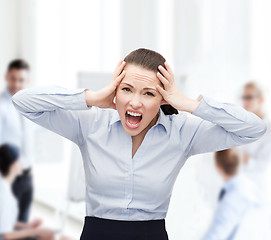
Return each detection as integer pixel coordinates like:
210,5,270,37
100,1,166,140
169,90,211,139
12,86,92,146
185,96,267,157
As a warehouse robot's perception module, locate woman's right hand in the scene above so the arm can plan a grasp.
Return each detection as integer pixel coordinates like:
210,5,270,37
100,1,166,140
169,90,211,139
85,60,126,109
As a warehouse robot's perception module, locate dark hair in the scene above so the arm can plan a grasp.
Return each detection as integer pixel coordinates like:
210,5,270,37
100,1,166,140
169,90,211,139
0,144,20,177
124,48,178,115
7,59,30,72
215,149,240,176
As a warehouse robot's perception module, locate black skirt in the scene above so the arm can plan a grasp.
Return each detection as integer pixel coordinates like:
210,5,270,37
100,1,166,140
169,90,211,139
80,216,169,240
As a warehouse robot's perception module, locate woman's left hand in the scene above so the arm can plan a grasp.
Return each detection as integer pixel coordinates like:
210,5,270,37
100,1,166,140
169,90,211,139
155,62,200,113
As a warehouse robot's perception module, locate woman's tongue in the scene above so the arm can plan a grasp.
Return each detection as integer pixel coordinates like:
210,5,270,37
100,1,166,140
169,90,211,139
127,115,141,125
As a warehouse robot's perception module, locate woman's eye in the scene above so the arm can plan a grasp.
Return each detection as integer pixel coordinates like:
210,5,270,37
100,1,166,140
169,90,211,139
146,92,154,97
122,87,131,92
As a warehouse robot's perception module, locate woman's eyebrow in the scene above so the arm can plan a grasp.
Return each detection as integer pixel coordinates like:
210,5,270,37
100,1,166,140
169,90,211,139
121,82,157,91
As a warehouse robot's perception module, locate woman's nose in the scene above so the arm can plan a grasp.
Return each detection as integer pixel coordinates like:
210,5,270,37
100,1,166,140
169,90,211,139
129,95,143,109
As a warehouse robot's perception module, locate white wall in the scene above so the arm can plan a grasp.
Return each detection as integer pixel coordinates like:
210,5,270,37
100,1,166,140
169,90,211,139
121,0,159,56
250,0,271,108
0,0,37,90
0,0,19,90
173,0,251,102
17,0,38,83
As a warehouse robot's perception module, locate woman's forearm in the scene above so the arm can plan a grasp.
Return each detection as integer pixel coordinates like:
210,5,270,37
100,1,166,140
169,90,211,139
12,86,90,145
174,92,200,113
185,95,267,157
84,89,98,108
192,96,267,138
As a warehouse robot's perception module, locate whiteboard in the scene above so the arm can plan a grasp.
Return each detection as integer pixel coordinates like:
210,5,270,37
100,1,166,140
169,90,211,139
77,72,112,91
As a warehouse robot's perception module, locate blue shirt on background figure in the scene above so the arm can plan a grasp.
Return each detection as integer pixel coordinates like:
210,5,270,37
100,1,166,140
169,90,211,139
203,149,270,240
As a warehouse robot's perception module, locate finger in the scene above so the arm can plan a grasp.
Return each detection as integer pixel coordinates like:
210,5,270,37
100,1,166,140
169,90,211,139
113,60,122,76
111,71,126,91
105,71,125,96
114,70,126,85
157,72,170,88
113,60,125,79
158,65,171,81
156,84,167,97
164,61,174,76
113,60,126,79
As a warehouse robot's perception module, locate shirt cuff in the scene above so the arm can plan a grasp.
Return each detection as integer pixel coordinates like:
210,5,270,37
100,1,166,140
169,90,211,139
191,95,242,122
70,89,91,110
191,95,208,117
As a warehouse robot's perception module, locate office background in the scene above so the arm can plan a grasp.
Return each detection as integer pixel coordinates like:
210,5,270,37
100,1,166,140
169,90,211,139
1,0,271,239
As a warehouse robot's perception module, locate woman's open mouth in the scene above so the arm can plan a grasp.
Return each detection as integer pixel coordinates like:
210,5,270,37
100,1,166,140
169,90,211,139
125,110,143,129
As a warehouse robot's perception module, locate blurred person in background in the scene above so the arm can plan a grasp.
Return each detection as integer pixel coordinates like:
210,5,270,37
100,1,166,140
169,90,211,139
0,59,33,222
0,143,54,240
241,81,271,210
12,48,266,240
203,148,269,240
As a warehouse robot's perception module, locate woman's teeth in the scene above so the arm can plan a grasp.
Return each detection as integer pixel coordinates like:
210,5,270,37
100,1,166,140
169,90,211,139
127,111,142,117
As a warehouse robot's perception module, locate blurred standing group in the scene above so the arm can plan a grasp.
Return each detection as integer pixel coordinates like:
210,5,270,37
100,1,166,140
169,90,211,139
0,59,72,240
203,81,271,240
0,60,53,239
0,60,33,223
241,82,271,209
